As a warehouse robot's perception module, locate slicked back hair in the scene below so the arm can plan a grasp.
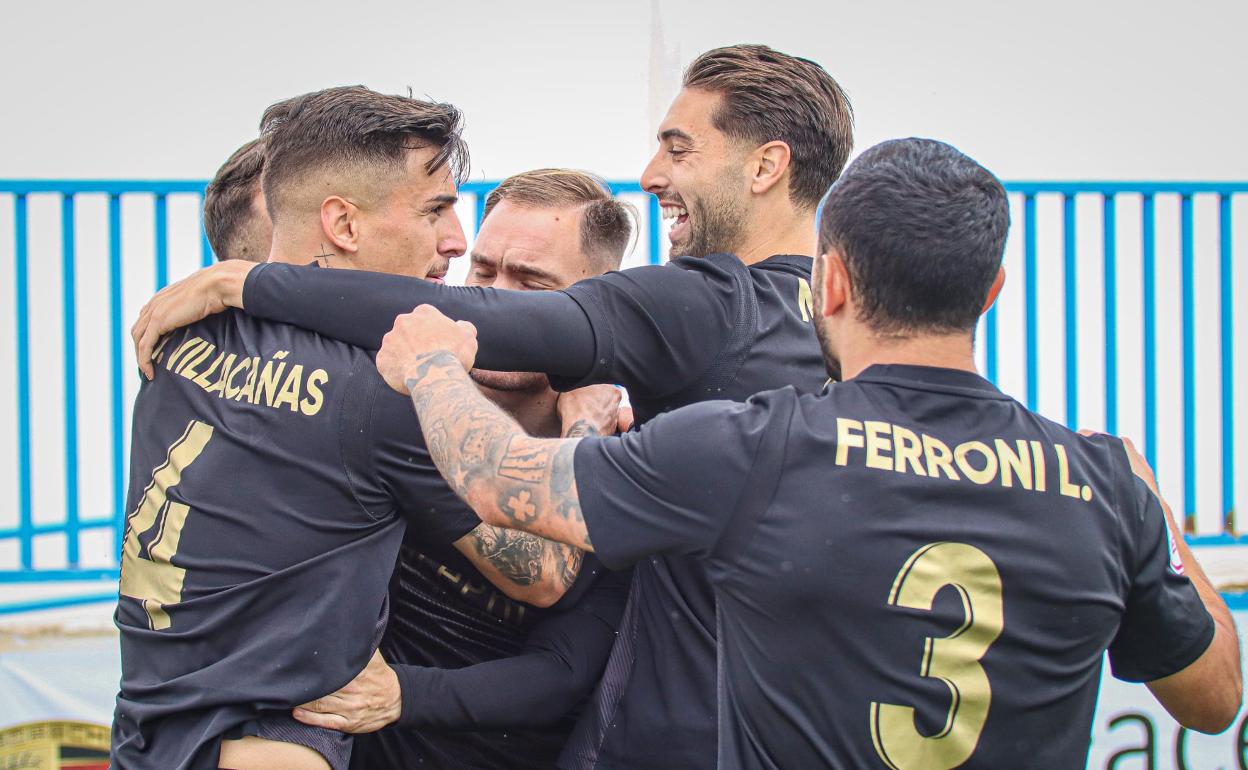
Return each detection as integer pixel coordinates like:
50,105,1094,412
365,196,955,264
683,44,854,209
817,138,1009,335
481,168,633,271
260,85,469,219
203,138,268,262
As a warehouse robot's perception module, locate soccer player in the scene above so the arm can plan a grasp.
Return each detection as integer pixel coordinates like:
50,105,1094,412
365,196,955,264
375,137,1243,769
293,169,636,770
203,137,271,262
130,45,853,768
112,88,593,770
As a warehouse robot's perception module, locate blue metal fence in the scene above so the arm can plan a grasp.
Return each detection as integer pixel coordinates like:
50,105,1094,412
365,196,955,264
0,179,1243,615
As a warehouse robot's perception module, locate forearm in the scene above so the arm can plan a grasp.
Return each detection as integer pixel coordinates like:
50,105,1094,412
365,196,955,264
457,524,583,608
241,263,596,375
403,352,593,551
391,655,587,730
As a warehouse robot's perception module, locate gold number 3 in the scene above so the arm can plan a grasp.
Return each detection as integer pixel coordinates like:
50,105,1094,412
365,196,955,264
870,542,1004,770
119,420,214,630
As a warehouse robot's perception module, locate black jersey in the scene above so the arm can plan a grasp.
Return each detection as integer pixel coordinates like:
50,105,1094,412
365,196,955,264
241,252,828,769
556,254,826,770
574,365,1215,770
111,310,478,770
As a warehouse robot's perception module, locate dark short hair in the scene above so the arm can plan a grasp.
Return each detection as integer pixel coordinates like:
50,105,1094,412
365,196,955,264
203,138,267,261
260,85,469,217
817,138,1009,334
482,168,632,271
683,44,854,209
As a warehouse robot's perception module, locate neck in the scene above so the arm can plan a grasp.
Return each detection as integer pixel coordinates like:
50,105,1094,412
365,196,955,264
733,204,816,265
481,385,562,438
838,328,979,382
268,225,346,266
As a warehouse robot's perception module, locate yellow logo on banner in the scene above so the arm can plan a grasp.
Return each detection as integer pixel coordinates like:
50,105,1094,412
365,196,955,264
0,721,110,769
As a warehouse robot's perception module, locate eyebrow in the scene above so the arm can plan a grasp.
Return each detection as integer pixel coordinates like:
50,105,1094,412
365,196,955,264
426,194,459,207
658,128,694,143
470,251,498,267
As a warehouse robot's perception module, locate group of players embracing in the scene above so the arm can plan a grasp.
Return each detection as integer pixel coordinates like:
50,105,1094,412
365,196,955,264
112,43,1241,770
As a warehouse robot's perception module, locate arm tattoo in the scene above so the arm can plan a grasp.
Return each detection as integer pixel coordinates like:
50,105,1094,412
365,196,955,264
468,526,544,586
562,419,600,439
405,352,594,552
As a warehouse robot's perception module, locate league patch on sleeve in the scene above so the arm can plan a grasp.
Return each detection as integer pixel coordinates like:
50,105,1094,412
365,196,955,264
1165,525,1185,576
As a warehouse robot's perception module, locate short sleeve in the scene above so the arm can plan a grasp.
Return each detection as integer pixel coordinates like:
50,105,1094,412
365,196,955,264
551,259,736,397
363,377,481,545
1107,476,1216,682
573,388,794,570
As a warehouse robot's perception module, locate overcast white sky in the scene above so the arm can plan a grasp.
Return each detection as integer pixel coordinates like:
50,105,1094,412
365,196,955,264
3,0,1246,182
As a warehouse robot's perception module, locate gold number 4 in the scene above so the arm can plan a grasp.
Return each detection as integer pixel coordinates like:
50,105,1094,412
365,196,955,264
870,542,1004,770
119,420,214,630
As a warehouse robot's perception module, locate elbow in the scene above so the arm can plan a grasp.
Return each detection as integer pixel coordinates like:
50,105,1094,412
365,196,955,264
1180,677,1242,734
498,580,566,609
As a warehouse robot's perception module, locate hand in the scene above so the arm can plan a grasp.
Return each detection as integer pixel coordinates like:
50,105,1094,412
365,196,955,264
292,650,401,734
616,406,635,434
557,385,623,437
1080,429,1160,497
376,305,478,393
131,260,255,380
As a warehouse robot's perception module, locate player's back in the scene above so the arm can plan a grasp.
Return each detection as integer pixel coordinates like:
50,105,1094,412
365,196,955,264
707,365,1214,769
112,310,475,770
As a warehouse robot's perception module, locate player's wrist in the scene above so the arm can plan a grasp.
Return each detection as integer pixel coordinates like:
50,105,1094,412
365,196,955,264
215,260,255,309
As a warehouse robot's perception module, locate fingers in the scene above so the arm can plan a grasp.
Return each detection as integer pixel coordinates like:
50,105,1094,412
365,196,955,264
292,707,350,731
455,319,478,337
132,304,155,380
617,406,635,434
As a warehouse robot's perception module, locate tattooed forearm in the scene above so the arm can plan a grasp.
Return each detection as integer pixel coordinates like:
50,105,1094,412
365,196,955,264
562,419,600,439
405,351,594,552
469,526,544,586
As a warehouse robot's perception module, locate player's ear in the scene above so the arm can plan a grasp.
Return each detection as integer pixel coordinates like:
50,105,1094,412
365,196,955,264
748,141,792,196
819,250,849,319
320,196,361,254
981,267,1005,315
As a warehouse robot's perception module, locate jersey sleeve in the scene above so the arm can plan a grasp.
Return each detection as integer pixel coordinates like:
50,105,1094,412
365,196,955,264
357,374,481,544
1107,475,1216,682
573,388,794,570
550,259,736,397
242,262,595,377
391,566,630,729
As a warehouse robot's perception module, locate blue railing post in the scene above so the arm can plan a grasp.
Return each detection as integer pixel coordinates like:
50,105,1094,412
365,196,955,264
1219,194,1235,534
61,194,80,566
155,194,169,289
1102,194,1118,435
1180,194,1196,530
1024,194,1038,411
109,194,127,553
648,195,662,265
1142,194,1157,471
14,194,33,571
1063,194,1078,428
200,194,214,267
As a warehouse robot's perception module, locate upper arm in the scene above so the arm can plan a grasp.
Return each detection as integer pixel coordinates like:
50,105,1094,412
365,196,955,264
572,391,791,569
453,523,584,608
553,264,734,395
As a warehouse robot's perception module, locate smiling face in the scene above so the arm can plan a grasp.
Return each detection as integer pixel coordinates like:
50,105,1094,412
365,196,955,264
641,87,750,258
339,145,466,281
466,199,595,391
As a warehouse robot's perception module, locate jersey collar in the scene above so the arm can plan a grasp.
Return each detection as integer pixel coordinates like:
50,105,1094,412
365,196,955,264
853,364,1009,400
755,254,813,272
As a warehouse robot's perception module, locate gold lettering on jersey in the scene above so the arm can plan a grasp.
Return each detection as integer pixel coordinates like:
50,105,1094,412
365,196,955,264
158,342,330,418
833,421,1095,502
797,278,814,323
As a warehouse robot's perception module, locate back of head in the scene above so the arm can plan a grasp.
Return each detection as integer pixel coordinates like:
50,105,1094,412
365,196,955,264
818,138,1009,335
203,138,269,262
260,85,469,223
482,168,633,272
683,44,854,209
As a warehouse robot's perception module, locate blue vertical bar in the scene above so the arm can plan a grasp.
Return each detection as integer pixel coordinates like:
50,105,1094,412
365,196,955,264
1024,194,1038,411
985,286,998,384
648,195,661,265
1063,194,1078,428
61,194,80,566
14,195,33,571
1180,194,1195,530
474,190,488,233
1142,195,1158,471
199,194,214,267
1219,195,1235,534
1102,194,1118,435
154,194,169,289
109,194,126,551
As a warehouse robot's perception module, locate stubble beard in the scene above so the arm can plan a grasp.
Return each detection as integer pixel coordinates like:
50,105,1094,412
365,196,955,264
672,188,748,259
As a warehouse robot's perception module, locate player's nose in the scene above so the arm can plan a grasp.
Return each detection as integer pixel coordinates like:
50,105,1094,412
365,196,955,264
641,150,668,195
439,207,467,259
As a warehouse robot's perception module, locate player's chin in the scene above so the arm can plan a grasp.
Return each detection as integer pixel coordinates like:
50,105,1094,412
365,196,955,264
469,369,548,392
